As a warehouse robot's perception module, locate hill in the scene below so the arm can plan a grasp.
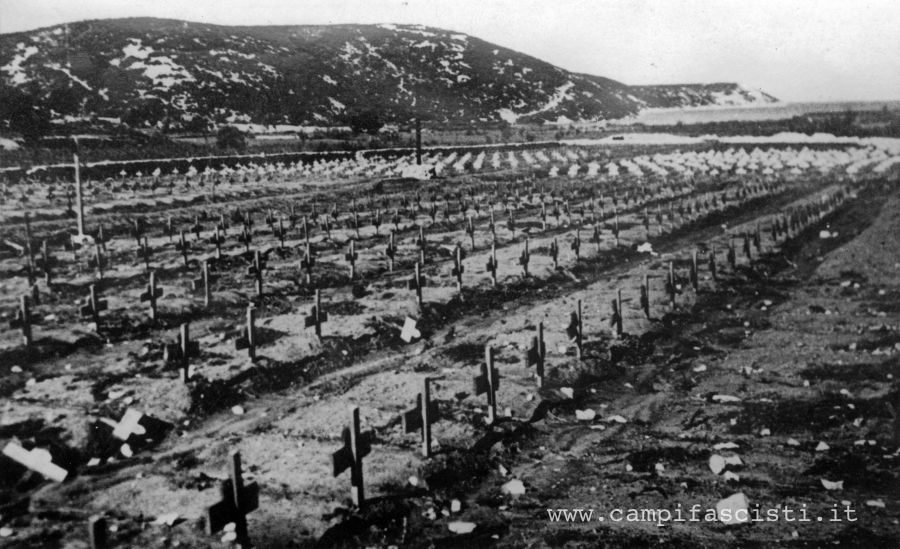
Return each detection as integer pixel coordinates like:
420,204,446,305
0,18,777,131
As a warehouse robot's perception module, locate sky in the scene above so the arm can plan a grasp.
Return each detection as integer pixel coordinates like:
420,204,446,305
2,0,899,102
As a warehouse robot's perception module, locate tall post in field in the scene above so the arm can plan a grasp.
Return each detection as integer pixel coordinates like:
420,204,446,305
73,138,85,237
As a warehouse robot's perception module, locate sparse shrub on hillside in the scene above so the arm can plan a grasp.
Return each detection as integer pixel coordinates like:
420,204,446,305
216,125,247,151
348,109,384,135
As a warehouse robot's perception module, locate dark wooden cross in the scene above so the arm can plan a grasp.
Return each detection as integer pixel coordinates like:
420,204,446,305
727,238,737,270
304,289,328,338
331,406,372,508
238,225,253,253
416,225,427,250
385,232,397,272
452,244,465,299
164,323,200,382
486,242,498,287
139,271,164,320
640,274,651,319
610,289,623,338
39,239,54,286
274,218,286,250
206,450,259,546
571,229,581,260
401,377,439,457
208,226,225,260
591,224,602,252
135,236,152,271
218,212,229,235
612,208,620,247
465,216,476,250
549,238,559,269
708,246,718,281
300,241,315,284
566,299,584,359
176,230,191,268
407,262,426,308
234,305,256,360
525,322,546,387
742,233,752,261
91,243,106,281
191,259,216,307
9,295,33,347
191,216,203,240
689,250,699,291
519,237,530,277
345,240,358,280
131,218,145,247
666,261,678,309
474,345,500,424
80,284,108,331
247,250,266,297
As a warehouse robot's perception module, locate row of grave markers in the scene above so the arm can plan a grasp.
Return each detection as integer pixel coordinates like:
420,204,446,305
5,186,852,548
8,183,841,350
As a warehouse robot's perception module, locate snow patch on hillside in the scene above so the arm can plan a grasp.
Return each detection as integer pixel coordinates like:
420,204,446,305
1,43,39,84
122,39,152,60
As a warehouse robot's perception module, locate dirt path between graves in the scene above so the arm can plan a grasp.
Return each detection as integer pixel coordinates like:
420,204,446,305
2,174,897,548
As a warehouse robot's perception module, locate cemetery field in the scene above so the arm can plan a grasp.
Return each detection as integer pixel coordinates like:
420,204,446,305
1,141,899,547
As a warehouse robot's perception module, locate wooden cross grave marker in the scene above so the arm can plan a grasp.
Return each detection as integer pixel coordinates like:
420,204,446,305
519,238,530,277
465,216,476,249
665,261,678,309
246,250,266,298
571,230,581,260
640,274,651,319
407,262,426,308
164,323,201,382
566,299,584,359
401,377,440,457
176,230,191,268
90,243,106,281
9,295,33,347
135,236,152,271
2,441,68,482
727,239,737,270
206,450,259,546
690,250,699,291
234,305,257,360
610,289,623,338
300,241,315,284
304,289,328,338
208,227,225,260
474,344,500,424
331,406,372,508
139,271,164,320
549,238,559,269
485,242,498,287
80,284,108,331
345,240,358,280
191,260,217,307
525,322,546,387
452,244,465,299
385,232,397,272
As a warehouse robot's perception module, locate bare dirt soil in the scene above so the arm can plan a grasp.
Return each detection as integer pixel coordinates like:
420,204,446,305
1,145,898,549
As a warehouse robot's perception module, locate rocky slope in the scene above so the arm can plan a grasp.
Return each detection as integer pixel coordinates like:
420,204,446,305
0,18,777,129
